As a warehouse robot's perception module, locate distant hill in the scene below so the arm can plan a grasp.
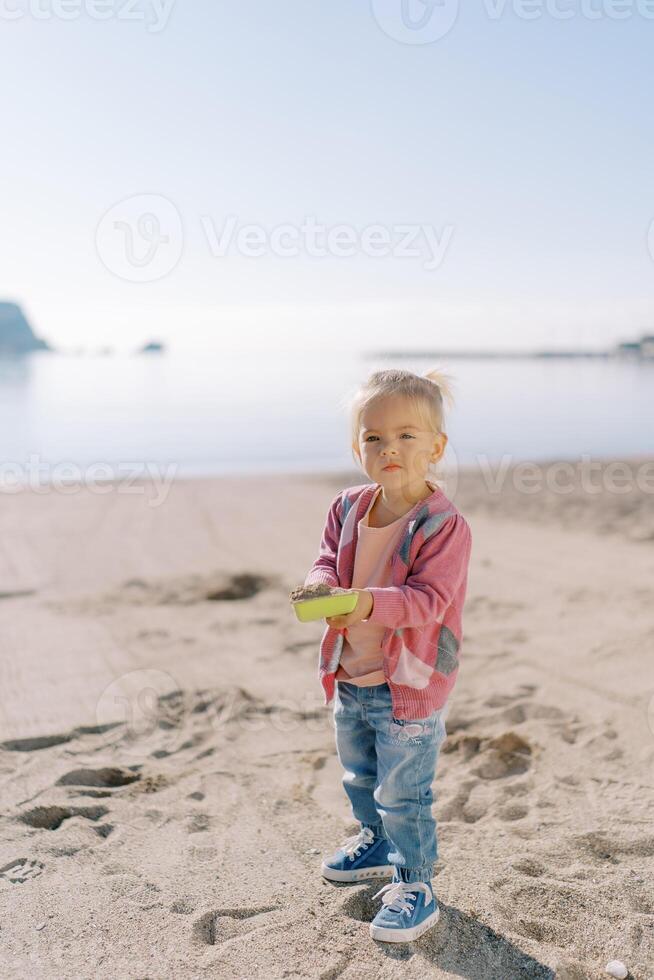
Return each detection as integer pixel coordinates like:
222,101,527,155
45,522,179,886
0,303,50,354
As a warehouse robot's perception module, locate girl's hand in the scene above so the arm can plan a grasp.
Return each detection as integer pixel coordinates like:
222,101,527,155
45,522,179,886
325,589,374,629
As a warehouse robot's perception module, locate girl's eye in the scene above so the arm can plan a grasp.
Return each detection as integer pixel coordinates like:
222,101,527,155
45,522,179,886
364,433,414,442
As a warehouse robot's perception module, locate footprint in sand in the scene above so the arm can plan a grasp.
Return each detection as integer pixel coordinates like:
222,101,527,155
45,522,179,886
123,571,272,606
108,874,163,910
450,684,581,751
170,898,196,915
205,573,271,601
50,571,275,616
493,879,589,946
510,856,546,878
473,731,533,779
440,770,535,824
570,829,654,864
187,813,211,833
18,804,109,831
438,695,538,822
497,801,530,821
442,730,533,780
93,823,114,838
439,778,483,823
1,722,121,756
1,733,74,752
0,858,45,884
479,686,591,748
192,905,282,946
447,684,538,731
56,767,141,789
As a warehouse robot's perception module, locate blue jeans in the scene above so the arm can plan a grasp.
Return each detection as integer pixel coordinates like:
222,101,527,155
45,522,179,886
333,680,448,884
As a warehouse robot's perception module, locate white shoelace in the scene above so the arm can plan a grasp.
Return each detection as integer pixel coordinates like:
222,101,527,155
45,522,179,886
340,826,376,860
372,880,433,913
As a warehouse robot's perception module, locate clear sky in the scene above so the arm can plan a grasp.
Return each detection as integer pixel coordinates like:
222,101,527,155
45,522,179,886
1,0,653,354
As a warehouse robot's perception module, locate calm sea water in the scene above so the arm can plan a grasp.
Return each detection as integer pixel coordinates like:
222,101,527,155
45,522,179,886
0,350,651,480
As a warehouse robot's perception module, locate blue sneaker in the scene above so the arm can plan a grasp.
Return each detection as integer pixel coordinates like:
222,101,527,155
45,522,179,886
321,827,394,882
369,877,440,942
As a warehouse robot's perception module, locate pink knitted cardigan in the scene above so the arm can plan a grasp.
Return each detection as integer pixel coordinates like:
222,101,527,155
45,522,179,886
304,482,472,719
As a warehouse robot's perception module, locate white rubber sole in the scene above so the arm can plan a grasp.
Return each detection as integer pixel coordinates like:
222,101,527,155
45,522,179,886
320,862,394,882
369,904,440,942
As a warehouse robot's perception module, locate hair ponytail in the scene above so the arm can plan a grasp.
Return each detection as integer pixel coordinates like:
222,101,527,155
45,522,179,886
422,366,456,423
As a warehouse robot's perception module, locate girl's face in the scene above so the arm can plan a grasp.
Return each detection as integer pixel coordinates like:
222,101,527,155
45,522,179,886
354,395,447,490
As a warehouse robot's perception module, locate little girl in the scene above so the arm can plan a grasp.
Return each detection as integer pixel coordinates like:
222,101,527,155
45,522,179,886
303,367,472,943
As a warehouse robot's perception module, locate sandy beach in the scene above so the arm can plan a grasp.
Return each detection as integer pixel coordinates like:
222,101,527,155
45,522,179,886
1,460,653,979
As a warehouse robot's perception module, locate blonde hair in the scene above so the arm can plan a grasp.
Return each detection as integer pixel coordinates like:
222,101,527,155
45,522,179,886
341,366,456,475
